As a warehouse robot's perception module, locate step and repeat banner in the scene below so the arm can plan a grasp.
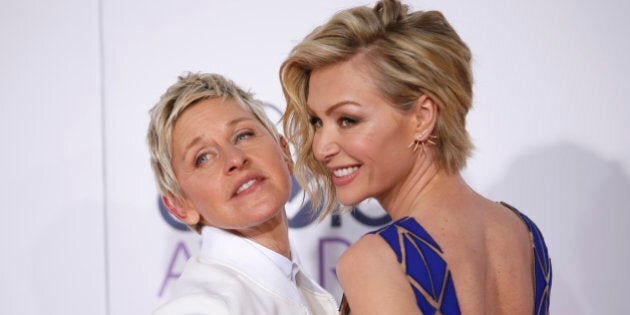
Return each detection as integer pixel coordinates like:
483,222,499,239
3,0,629,314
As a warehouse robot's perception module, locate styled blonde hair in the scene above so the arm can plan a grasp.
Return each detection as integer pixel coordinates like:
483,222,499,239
147,72,280,232
280,0,474,219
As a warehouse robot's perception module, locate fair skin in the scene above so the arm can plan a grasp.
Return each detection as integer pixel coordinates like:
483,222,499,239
307,54,534,314
163,98,294,257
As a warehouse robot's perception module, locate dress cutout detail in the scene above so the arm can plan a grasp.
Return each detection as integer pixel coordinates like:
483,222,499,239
370,217,461,314
339,204,552,315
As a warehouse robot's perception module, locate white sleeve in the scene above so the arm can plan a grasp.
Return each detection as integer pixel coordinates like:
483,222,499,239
151,293,230,315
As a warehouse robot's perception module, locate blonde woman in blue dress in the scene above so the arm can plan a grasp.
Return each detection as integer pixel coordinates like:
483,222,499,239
280,0,552,314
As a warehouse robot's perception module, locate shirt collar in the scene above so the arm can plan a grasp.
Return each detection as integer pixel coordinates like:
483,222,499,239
243,237,300,284
199,226,306,304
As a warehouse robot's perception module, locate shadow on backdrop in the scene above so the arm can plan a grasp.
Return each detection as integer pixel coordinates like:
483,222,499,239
485,141,629,314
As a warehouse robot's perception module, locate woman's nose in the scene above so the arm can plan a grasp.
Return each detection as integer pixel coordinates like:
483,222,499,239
312,127,339,163
224,145,248,173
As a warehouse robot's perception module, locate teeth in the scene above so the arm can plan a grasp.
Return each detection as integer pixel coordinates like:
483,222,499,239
236,179,256,194
333,166,359,178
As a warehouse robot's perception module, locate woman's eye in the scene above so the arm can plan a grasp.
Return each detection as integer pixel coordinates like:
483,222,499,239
339,116,357,127
235,131,254,142
309,116,323,129
195,153,210,167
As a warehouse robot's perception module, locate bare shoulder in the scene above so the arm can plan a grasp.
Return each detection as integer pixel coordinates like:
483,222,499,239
337,233,421,315
337,233,393,270
485,202,532,251
336,233,397,291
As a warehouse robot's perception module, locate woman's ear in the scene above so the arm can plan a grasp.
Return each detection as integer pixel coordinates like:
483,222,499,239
161,194,200,226
412,94,438,136
279,135,294,174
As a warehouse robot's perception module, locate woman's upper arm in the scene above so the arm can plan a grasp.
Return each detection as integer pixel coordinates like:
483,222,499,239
336,234,422,315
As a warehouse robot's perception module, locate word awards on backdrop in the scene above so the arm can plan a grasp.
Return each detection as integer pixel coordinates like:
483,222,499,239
156,175,391,298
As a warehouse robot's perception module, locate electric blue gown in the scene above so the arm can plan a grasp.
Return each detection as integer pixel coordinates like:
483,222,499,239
339,202,552,315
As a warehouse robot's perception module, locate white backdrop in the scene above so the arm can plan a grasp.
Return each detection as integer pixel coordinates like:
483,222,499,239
1,0,629,314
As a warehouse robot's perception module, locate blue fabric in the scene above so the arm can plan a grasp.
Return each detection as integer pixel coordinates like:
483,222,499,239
371,217,461,315
501,202,552,315
369,203,552,315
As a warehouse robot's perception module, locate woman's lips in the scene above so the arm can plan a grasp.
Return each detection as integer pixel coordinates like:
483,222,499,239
331,165,360,186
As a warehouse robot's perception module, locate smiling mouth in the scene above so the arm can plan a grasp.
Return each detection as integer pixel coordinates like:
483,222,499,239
236,179,257,195
333,166,359,178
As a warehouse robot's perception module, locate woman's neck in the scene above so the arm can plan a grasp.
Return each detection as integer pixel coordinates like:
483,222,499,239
376,159,469,220
230,209,291,259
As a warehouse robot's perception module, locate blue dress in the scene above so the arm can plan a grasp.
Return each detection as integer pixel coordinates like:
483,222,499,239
339,203,552,315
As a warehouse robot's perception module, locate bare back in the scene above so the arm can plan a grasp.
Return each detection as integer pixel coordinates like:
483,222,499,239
430,198,535,314
337,192,537,314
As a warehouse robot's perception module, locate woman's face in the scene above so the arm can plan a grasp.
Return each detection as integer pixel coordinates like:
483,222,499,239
307,56,418,206
169,98,292,231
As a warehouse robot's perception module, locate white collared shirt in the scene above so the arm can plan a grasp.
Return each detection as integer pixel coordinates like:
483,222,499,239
199,226,309,305
244,237,301,285
153,226,338,315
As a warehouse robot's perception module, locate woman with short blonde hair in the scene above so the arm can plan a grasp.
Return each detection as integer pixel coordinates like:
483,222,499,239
281,1,551,314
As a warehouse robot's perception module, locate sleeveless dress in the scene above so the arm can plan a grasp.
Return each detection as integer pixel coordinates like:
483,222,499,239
339,202,552,315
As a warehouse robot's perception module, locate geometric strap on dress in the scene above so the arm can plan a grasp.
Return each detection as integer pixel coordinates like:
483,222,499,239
370,217,461,315
500,202,553,315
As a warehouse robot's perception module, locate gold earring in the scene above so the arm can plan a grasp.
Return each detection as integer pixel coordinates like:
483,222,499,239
407,131,426,153
408,131,438,154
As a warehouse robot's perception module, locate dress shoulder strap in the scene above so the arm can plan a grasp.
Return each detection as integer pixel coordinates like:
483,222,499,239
500,202,552,315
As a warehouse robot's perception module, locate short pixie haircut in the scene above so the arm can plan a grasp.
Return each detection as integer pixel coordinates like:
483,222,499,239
280,0,474,219
147,72,281,232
